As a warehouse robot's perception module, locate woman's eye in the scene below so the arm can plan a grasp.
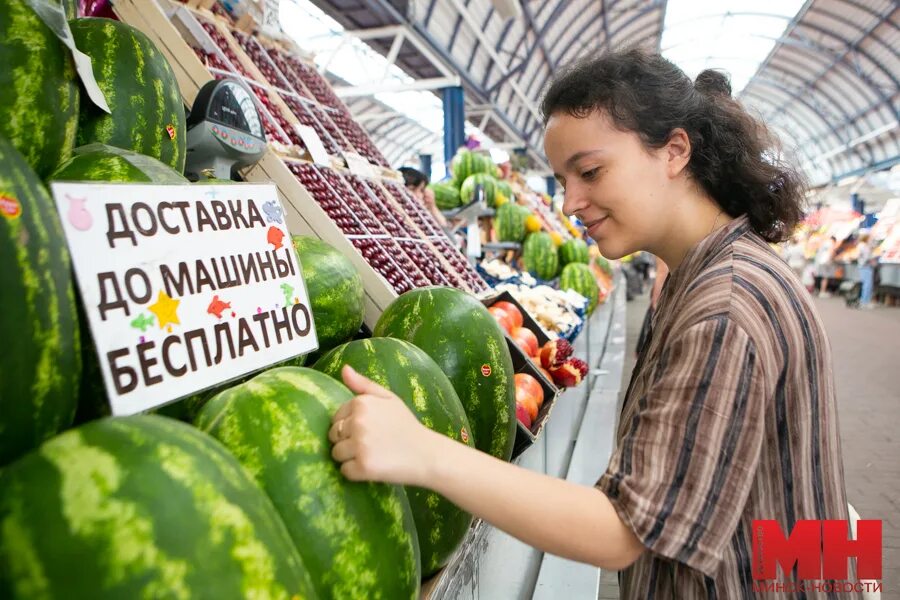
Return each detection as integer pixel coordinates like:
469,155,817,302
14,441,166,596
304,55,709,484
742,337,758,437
581,167,600,180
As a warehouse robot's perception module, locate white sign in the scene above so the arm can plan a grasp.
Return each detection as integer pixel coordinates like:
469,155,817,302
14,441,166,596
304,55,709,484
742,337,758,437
51,182,318,416
295,124,331,166
343,152,377,178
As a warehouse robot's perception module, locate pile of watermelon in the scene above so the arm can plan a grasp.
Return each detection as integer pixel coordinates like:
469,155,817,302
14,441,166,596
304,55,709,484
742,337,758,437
431,149,513,209
2,4,532,596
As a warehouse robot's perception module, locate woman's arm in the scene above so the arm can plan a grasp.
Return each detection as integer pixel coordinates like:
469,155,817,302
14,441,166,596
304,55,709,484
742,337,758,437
329,366,645,571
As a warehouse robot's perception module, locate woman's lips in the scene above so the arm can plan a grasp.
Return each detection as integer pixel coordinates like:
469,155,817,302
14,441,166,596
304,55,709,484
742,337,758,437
584,215,608,236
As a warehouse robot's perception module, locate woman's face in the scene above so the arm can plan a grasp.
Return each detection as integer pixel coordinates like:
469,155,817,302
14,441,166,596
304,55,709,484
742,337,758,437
544,110,673,259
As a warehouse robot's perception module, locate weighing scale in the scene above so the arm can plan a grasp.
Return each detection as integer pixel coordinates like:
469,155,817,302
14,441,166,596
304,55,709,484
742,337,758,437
185,78,267,181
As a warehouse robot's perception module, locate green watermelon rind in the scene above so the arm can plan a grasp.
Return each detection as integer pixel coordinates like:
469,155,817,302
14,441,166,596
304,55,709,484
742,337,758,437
559,238,590,266
560,263,599,315
0,0,80,178
373,287,516,464
495,203,529,243
0,415,319,599
0,135,80,465
49,143,188,183
195,367,421,599
460,173,499,208
313,338,476,577
523,232,560,280
69,17,187,173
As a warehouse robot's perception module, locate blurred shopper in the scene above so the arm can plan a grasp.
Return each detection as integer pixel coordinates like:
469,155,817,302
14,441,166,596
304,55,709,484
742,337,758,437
815,235,837,297
857,232,875,309
400,166,448,228
785,235,807,281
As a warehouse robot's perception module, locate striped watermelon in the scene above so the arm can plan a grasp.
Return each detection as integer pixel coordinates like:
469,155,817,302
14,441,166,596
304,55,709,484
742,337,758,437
460,173,499,208
450,150,492,187
495,203,528,243
313,339,475,576
49,143,188,183
0,0,80,178
560,263,599,314
373,287,516,462
0,415,318,599
559,238,590,266
0,135,80,466
59,0,78,19
429,182,461,210
523,232,560,280
195,367,420,599
292,235,364,355
69,18,187,173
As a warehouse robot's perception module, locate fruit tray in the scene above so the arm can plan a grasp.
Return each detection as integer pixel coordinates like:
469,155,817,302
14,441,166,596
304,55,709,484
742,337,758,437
505,335,559,460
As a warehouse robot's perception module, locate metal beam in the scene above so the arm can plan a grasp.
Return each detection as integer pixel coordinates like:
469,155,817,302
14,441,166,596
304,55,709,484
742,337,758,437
334,76,461,97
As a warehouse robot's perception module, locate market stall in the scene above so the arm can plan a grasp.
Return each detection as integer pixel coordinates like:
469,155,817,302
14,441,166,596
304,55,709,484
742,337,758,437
0,1,621,598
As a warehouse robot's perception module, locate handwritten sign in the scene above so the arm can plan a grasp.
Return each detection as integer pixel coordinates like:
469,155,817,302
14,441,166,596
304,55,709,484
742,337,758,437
295,124,331,166
51,182,318,416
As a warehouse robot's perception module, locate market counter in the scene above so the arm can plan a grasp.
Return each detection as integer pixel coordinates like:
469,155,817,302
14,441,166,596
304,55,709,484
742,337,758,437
423,278,628,599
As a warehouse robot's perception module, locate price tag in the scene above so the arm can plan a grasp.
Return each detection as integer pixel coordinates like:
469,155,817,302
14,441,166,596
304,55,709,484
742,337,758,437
343,152,376,178
295,125,330,166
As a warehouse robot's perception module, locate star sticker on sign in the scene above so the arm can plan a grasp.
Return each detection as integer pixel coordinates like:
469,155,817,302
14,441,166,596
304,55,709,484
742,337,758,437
148,291,181,330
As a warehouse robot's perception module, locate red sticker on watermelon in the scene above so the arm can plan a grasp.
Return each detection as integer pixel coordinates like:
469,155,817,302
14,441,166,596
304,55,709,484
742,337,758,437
166,124,176,140
480,364,492,377
460,428,469,443
0,194,22,219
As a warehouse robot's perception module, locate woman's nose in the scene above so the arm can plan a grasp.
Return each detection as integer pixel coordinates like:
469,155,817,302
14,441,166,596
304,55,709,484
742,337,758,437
561,184,588,218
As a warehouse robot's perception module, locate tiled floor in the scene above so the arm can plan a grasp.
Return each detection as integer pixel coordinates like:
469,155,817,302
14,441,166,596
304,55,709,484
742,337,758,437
597,291,900,599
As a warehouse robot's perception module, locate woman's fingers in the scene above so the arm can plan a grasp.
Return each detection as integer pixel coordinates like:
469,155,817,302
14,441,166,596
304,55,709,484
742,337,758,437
341,365,393,398
331,439,356,463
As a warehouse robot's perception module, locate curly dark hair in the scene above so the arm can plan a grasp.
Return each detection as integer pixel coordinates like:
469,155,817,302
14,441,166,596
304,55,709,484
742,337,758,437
540,48,806,242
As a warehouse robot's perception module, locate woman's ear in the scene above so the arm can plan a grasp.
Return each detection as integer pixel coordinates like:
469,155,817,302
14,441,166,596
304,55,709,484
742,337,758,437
665,128,692,178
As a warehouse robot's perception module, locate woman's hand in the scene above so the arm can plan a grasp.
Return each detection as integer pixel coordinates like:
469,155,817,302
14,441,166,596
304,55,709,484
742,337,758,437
328,365,440,487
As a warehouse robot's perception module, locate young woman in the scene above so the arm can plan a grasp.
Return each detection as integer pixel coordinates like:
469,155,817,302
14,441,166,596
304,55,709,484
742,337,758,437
329,49,858,598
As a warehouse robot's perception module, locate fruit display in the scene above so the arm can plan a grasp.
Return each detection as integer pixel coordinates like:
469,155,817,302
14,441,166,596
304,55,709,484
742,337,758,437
69,18,187,172
0,415,319,599
495,203,530,242
0,136,80,466
460,173,500,207
313,339,475,576
292,235,366,355
494,283,588,339
431,182,462,210
50,143,188,183
559,238,590,266
0,0,80,179
560,263,600,315
374,288,516,462
523,232,560,280
0,2,622,594
195,367,421,599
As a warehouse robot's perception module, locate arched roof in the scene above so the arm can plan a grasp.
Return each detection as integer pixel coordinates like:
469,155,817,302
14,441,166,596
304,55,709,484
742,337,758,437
304,0,898,184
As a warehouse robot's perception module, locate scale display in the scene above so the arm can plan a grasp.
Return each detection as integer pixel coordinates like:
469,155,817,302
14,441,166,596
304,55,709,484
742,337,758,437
185,78,267,180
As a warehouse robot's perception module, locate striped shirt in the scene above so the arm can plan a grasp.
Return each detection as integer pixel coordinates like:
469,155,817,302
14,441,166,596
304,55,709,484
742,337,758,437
596,215,860,598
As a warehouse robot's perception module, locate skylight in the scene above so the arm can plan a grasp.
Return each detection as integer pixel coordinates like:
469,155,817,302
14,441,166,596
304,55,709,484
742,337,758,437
660,0,807,94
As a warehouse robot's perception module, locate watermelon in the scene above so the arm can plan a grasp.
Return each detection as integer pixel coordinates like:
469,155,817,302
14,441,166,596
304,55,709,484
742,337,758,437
0,135,80,466
373,287,516,462
496,180,514,201
313,339,475,576
495,203,528,243
59,0,77,19
0,415,318,598
69,18,187,173
49,143,188,183
0,0,80,178
292,235,364,355
559,238,590,266
195,367,420,599
523,232,560,280
560,263,599,315
429,182,461,210
460,173,499,208
450,150,492,187
594,254,613,277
